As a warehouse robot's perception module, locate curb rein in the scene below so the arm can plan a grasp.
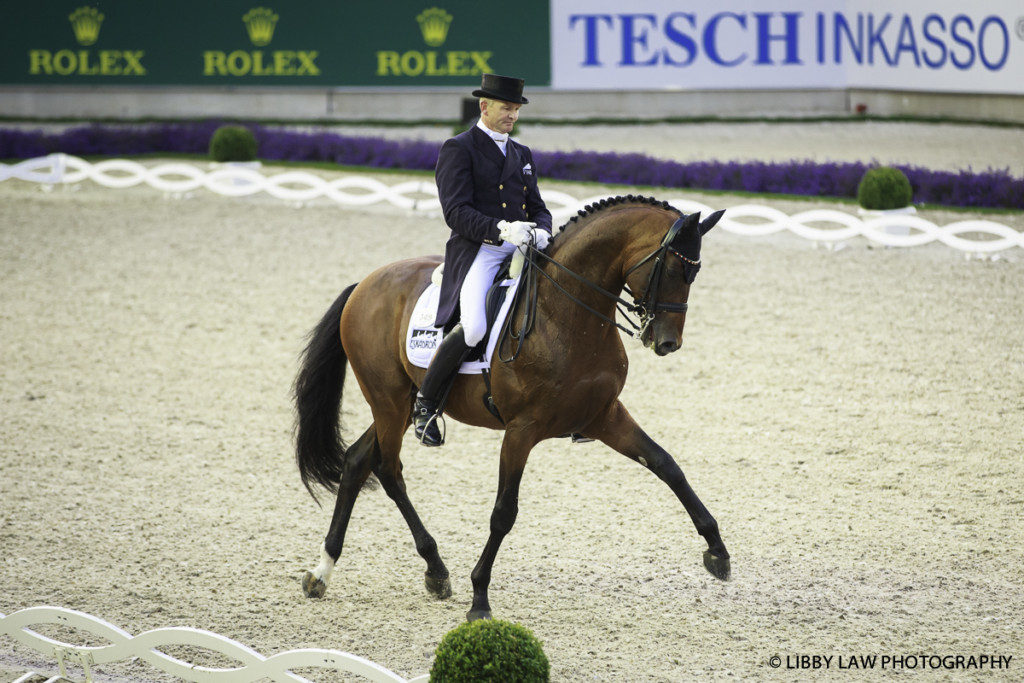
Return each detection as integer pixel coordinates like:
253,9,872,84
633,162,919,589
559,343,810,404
498,215,697,361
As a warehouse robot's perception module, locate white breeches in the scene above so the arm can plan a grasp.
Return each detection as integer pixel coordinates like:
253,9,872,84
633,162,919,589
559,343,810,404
459,242,517,346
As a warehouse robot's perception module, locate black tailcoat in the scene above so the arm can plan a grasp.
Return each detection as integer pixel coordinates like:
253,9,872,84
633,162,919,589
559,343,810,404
433,125,552,328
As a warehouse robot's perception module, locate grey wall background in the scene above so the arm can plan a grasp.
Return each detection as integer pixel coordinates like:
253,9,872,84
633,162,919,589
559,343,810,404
3,86,1022,123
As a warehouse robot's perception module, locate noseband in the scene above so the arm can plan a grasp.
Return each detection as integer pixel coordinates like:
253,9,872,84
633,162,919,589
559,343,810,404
504,215,697,357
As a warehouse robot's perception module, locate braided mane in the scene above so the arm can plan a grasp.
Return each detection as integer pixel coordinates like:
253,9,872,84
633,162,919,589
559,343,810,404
554,195,681,237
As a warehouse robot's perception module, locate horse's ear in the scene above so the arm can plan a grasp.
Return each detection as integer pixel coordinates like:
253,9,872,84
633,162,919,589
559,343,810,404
700,209,725,235
666,212,701,247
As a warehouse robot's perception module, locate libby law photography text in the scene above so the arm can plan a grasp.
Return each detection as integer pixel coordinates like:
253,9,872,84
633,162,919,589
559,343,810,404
768,654,1013,671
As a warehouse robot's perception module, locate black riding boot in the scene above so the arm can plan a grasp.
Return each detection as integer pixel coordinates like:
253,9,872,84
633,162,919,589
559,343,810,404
414,325,472,446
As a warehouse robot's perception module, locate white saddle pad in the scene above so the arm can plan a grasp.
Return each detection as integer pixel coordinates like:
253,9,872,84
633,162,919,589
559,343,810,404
406,278,520,374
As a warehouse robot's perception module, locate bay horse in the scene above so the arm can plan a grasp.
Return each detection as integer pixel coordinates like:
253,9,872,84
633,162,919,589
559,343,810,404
294,195,730,621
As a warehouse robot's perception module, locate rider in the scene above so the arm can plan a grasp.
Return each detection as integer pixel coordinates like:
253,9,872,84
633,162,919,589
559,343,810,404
412,73,553,446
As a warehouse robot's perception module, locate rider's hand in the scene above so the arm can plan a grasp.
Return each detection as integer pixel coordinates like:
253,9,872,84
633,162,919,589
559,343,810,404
530,228,551,251
497,220,536,247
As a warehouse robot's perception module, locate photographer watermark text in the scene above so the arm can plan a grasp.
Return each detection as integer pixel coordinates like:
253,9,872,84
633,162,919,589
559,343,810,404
767,654,1012,671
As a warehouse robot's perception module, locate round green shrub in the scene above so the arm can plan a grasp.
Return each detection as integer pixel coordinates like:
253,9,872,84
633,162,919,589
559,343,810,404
209,125,258,162
857,166,913,210
430,620,549,683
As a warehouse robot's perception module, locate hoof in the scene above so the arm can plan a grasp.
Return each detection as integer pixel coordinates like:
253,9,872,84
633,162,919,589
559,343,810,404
703,550,731,581
302,571,327,599
466,609,492,622
425,573,452,599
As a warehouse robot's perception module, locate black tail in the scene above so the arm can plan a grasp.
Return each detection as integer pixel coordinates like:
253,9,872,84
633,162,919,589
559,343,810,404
294,283,357,503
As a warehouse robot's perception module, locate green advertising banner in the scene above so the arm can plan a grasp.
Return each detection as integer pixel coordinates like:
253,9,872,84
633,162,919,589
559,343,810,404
0,1,550,86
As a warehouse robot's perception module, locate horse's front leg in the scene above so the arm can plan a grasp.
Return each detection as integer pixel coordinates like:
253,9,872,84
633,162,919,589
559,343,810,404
587,400,730,580
467,427,536,621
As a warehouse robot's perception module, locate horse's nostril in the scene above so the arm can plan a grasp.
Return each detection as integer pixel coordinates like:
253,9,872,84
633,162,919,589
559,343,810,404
656,340,679,356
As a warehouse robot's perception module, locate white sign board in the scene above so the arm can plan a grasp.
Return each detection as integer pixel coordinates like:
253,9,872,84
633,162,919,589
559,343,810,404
551,0,1024,94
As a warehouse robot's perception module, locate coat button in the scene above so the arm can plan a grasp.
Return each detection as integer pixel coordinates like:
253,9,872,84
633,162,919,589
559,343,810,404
501,202,507,208
521,204,526,209
523,185,527,192
499,184,504,190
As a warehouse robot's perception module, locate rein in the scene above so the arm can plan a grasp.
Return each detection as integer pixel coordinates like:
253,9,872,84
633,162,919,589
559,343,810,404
497,215,693,361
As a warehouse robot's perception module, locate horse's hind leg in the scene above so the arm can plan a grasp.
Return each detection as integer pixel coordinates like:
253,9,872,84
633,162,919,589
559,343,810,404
302,426,379,599
373,411,452,599
302,417,450,600
588,400,731,581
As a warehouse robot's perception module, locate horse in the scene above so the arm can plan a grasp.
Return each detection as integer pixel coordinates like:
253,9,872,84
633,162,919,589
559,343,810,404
294,195,730,621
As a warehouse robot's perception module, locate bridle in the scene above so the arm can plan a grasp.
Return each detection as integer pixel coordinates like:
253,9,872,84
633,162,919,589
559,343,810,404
621,215,699,335
498,215,698,361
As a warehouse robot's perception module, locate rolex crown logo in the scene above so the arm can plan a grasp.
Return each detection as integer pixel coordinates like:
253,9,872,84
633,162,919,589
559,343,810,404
242,7,279,47
416,7,452,47
68,7,104,46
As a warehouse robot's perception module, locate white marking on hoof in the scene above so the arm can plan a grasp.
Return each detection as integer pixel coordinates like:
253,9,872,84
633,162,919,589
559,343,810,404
311,541,335,585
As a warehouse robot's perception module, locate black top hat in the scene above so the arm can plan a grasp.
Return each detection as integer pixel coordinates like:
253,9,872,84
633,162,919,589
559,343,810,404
472,73,529,104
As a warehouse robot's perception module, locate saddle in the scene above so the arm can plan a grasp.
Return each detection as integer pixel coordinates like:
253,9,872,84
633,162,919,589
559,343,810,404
418,252,522,423
432,251,522,361
417,249,588,434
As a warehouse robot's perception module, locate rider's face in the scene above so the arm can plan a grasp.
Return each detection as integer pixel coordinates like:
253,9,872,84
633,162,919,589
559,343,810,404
479,98,520,135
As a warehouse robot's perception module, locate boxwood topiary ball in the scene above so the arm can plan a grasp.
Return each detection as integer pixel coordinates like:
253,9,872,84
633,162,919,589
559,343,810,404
430,619,549,682
209,125,258,162
857,166,913,210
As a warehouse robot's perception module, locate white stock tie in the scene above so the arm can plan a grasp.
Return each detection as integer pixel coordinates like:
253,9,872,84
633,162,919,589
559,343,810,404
477,120,508,156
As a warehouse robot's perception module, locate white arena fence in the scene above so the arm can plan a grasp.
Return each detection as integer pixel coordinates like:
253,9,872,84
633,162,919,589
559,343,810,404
2,154,1022,255
0,606,429,683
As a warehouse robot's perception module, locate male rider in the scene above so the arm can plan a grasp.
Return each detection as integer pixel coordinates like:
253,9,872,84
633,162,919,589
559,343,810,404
412,73,553,446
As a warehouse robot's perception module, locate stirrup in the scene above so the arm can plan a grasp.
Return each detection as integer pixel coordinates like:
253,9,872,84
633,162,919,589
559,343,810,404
414,402,446,447
418,412,446,447
558,433,595,443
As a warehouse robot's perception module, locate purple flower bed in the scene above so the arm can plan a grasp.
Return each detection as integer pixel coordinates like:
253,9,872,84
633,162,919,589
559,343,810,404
0,122,221,159
535,150,1023,210
2,122,1021,210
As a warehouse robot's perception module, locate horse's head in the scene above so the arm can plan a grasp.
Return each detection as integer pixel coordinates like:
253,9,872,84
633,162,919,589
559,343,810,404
628,210,724,356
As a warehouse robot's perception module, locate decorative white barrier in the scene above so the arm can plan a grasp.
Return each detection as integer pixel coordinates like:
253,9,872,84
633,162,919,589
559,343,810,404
543,190,1024,255
0,154,439,210
0,606,428,683
2,154,1021,255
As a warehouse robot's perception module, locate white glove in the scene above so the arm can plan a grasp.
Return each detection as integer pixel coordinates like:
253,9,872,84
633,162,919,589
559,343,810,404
497,220,536,248
529,228,551,251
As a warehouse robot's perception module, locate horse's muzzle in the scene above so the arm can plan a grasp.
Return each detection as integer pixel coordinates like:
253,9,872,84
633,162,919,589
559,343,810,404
654,339,680,356
640,324,681,356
